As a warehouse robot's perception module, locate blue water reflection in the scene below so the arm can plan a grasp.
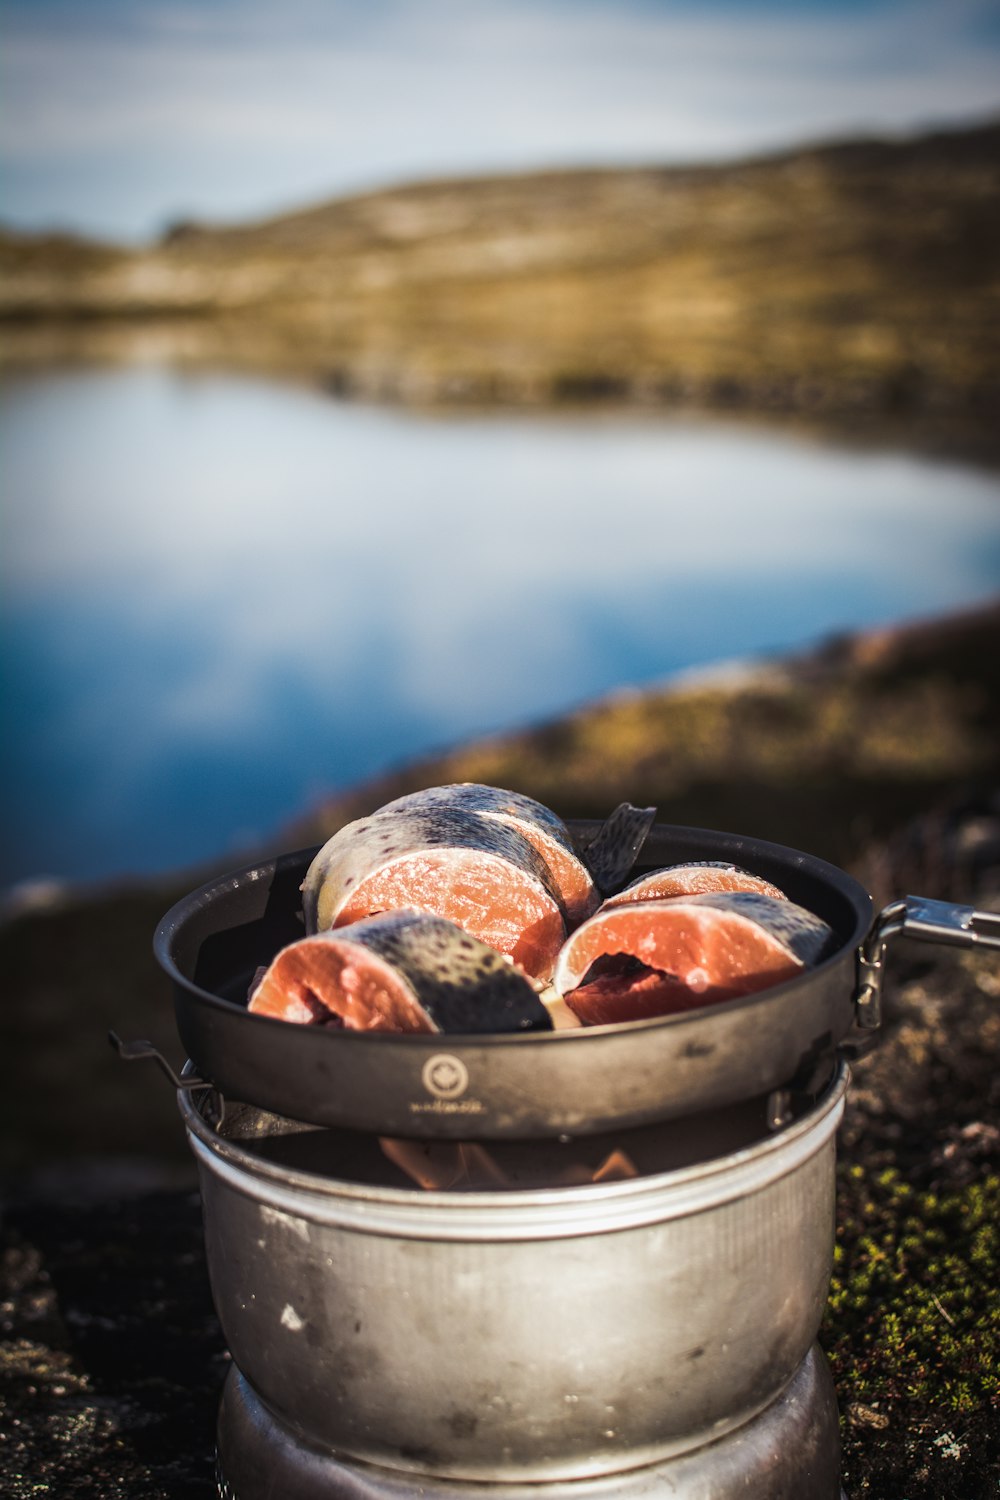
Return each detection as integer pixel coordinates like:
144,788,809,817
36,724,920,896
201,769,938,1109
3,366,999,889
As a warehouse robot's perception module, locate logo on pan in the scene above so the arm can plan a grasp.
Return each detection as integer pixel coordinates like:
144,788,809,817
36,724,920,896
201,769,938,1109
422,1054,469,1100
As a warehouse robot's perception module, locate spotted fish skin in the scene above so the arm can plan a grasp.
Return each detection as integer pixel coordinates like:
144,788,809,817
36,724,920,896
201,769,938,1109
300,805,566,980
379,784,572,848
377,784,599,924
302,807,559,929
349,910,552,1032
553,890,835,1016
601,862,787,908
687,891,834,966
250,911,553,1034
580,803,657,896
673,861,737,869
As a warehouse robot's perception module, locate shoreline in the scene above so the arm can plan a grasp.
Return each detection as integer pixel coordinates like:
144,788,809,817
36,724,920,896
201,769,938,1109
2,321,998,471
3,116,997,452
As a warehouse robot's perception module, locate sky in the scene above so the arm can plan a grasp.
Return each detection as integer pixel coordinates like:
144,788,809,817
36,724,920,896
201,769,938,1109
1,0,999,244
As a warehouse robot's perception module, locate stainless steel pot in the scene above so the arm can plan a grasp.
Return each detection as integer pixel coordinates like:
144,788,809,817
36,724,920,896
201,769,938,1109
180,1061,848,1484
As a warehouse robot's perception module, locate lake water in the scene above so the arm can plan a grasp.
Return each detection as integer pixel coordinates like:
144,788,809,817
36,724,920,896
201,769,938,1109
3,364,999,893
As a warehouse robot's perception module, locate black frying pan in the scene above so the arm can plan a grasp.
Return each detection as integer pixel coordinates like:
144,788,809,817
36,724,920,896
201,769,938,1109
150,821,887,1138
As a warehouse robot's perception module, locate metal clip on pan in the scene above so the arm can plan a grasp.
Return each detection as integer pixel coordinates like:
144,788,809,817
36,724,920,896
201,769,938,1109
855,895,1000,1030
771,897,1000,1133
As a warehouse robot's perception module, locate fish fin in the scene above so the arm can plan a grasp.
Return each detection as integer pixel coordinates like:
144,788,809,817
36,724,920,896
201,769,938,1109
582,803,657,895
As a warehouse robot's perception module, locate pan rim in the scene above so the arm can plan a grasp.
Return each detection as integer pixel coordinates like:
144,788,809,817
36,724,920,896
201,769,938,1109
154,820,874,1043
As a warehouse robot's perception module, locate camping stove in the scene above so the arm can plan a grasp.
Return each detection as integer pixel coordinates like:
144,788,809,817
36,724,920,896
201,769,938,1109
180,1071,848,1499
140,826,1000,1499
215,1345,840,1498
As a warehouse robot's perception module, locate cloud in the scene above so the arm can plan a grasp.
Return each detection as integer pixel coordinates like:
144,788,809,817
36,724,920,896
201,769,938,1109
1,0,998,239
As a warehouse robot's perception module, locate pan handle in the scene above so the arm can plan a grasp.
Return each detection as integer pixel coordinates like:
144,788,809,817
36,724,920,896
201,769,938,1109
855,896,1000,1029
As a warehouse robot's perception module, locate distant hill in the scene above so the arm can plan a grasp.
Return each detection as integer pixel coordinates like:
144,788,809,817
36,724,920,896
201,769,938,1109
2,118,998,418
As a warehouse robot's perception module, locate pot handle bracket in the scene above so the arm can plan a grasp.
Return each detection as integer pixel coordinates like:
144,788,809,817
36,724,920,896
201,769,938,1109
108,1031,225,1127
855,895,1000,1031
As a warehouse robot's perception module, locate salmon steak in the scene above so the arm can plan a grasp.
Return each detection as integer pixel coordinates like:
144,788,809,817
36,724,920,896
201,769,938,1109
552,891,834,1026
376,784,600,926
300,805,566,981
248,910,553,1034
600,861,788,908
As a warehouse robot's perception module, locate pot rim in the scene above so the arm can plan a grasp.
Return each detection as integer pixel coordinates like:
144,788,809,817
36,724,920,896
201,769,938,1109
180,1058,848,1241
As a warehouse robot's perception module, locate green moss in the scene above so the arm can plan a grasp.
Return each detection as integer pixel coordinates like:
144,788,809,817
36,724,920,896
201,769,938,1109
824,1167,1000,1415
